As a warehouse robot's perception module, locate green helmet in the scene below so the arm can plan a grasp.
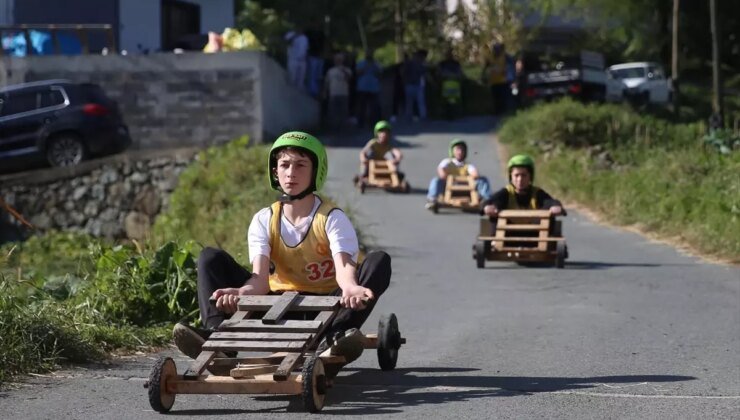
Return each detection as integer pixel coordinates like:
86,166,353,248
449,139,467,158
268,131,328,194
507,154,535,180
374,120,392,135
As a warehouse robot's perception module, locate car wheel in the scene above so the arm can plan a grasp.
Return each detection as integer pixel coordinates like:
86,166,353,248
46,134,87,167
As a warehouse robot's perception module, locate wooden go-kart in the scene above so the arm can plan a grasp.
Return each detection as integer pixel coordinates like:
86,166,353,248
428,175,480,213
355,160,410,194
472,209,567,269
146,292,405,413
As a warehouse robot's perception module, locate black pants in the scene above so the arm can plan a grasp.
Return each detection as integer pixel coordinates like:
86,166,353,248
355,91,380,128
196,247,392,335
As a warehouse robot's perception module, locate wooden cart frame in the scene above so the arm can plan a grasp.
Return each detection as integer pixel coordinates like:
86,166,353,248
429,175,480,213
146,292,405,413
356,160,410,194
472,209,567,268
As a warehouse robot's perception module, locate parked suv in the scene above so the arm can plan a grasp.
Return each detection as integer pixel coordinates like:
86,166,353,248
0,80,131,171
605,62,673,106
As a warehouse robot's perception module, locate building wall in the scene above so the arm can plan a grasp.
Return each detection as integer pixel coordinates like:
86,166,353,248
0,0,14,25
187,0,233,33
119,0,160,53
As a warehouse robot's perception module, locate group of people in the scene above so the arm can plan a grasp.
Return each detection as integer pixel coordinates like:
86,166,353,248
172,122,563,373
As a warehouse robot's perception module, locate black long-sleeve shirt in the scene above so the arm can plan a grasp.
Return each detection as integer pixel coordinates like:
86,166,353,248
480,185,563,213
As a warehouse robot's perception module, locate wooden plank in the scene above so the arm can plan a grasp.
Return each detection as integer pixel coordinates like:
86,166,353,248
209,332,313,341
211,353,292,367
219,319,323,333
273,352,303,381
169,375,302,395
262,291,300,324
183,351,217,379
499,210,551,218
230,364,278,379
497,224,549,231
236,295,339,312
203,340,306,352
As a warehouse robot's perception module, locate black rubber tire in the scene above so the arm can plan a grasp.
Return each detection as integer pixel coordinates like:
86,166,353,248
402,180,411,194
46,134,86,167
474,241,486,269
432,202,439,214
377,313,401,371
302,354,327,413
148,356,177,413
359,181,366,194
555,241,566,269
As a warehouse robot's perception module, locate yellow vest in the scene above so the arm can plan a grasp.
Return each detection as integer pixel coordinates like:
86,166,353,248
487,54,507,85
505,184,539,209
444,161,469,176
268,197,339,294
366,139,392,160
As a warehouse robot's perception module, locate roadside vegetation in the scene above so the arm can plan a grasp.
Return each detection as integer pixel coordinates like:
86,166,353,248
498,98,740,263
0,137,274,384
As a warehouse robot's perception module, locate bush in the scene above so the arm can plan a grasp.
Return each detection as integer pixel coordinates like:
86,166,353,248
498,99,740,262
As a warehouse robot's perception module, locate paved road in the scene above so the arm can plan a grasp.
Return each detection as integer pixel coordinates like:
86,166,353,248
1,118,738,419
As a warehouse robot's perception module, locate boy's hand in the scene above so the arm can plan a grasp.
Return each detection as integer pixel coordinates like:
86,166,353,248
340,285,374,311
213,288,241,314
549,206,563,216
483,204,498,217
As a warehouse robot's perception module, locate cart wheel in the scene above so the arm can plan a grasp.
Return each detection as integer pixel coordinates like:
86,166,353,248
474,240,486,269
302,354,327,413
432,201,439,214
359,181,366,194
378,313,401,371
402,180,411,194
147,356,177,413
555,241,566,269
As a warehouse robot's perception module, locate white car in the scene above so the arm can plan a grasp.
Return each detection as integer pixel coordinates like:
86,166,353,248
605,62,673,105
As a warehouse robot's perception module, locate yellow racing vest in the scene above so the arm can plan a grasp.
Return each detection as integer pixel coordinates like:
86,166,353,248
444,161,469,176
487,54,507,85
505,184,539,209
268,198,339,294
365,138,392,160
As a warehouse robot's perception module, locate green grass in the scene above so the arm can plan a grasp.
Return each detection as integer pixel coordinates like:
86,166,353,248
498,99,740,263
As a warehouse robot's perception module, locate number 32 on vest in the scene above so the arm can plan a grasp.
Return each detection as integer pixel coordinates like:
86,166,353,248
305,259,335,281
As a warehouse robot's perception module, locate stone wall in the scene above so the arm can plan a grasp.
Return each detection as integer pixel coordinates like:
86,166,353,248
0,149,197,241
1,51,319,149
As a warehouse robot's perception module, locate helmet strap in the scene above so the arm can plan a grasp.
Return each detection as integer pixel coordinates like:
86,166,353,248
278,185,315,202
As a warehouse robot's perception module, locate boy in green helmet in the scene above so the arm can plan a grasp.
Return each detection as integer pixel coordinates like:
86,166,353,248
173,131,392,364
356,120,404,184
481,154,564,218
425,139,492,209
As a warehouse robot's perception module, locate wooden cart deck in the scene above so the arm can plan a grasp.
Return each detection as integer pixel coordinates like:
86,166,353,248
430,175,480,213
473,210,567,268
357,160,410,193
147,292,405,413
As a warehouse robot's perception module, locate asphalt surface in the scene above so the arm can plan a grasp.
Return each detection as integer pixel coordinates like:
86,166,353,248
1,117,738,419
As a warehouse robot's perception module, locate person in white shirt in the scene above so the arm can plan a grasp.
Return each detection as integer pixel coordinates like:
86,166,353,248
285,29,309,90
425,139,492,209
323,52,353,130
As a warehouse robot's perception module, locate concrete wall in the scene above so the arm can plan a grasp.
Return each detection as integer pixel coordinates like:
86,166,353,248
1,51,319,148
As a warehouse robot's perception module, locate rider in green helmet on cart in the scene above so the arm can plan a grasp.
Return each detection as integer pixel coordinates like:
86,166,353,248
355,120,404,185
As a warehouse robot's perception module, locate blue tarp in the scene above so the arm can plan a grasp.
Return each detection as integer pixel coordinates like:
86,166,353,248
2,30,83,56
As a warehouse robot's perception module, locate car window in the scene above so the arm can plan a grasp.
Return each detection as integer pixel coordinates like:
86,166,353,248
610,67,646,79
39,88,65,108
0,91,37,116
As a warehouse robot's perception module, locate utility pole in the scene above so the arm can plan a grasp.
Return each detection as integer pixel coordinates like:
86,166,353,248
671,0,680,113
395,0,404,62
709,0,724,129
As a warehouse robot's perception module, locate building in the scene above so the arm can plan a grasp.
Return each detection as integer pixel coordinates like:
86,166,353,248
0,0,234,53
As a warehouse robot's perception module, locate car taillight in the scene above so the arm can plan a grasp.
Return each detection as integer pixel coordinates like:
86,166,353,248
83,103,109,116
525,88,536,97
568,84,582,94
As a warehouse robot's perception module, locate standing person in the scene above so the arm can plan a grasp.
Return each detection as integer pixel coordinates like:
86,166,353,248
285,28,309,90
482,42,512,116
403,50,428,121
355,49,383,128
324,52,353,131
438,48,464,119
